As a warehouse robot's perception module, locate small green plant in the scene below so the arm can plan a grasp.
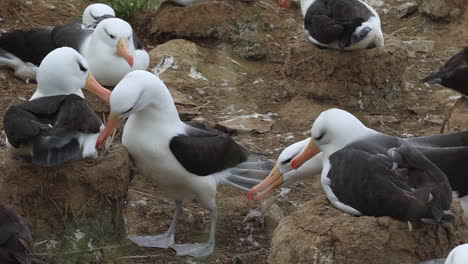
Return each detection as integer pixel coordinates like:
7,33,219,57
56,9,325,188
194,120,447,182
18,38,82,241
103,0,160,20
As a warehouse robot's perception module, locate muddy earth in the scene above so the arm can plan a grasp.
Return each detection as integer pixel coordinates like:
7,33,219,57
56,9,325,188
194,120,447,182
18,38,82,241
0,0,468,263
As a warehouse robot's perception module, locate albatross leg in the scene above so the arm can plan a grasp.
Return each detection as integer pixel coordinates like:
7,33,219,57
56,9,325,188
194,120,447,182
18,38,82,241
128,200,182,248
171,207,217,258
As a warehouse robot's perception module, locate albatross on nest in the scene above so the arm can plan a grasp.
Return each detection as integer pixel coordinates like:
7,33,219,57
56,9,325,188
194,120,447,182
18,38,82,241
3,47,110,166
81,3,150,71
95,71,274,257
280,0,384,52
249,109,468,222
0,17,138,86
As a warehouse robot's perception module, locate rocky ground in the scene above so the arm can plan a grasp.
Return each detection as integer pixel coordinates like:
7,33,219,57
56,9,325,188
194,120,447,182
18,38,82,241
0,0,467,263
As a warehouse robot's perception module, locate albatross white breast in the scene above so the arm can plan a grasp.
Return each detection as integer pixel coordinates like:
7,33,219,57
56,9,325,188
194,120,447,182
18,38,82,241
95,70,274,257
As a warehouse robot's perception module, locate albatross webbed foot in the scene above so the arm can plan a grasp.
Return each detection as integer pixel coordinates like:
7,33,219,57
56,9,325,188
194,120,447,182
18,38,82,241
171,242,215,258
128,200,182,248
128,233,175,248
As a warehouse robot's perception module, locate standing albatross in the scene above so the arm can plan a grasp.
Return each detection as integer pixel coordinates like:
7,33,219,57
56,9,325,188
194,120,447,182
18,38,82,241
95,71,274,257
3,47,110,166
0,18,136,86
249,109,465,223
281,0,384,51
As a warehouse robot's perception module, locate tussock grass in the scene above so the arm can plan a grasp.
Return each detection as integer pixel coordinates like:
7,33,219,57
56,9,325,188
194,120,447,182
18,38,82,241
103,0,160,20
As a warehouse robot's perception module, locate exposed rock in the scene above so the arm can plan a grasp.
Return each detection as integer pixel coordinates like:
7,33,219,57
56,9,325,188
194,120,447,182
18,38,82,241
282,37,408,110
269,177,468,264
418,0,466,21
442,97,468,133
404,38,435,57
262,202,284,235
398,2,418,18
215,114,274,134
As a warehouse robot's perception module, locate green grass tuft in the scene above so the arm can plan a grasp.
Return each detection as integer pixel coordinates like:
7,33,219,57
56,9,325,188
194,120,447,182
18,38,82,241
103,0,160,20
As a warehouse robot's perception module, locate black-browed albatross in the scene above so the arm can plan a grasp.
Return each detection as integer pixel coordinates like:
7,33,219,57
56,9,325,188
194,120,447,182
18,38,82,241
280,0,384,52
0,18,136,86
94,70,274,257
81,3,149,71
3,47,110,166
248,109,468,222
423,47,468,97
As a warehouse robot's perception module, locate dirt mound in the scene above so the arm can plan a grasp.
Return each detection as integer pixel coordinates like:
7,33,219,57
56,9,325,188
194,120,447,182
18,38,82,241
138,1,255,43
0,144,131,261
418,0,467,21
282,37,408,111
441,97,468,133
268,178,468,264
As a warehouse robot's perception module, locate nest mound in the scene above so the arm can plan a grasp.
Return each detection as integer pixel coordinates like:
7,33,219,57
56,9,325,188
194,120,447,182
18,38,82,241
282,37,408,110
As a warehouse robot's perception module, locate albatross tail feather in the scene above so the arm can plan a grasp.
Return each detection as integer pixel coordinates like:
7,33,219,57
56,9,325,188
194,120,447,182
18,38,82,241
217,154,275,191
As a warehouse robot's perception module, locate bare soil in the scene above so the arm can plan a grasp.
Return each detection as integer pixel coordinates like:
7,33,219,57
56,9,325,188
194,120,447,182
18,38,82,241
0,0,467,263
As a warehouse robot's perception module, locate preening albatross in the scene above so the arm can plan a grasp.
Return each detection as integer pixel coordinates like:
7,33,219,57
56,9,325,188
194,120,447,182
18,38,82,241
95,71,274,257
249,109,468,222
281,0,384,51
3,47,110,166
0,18,137,86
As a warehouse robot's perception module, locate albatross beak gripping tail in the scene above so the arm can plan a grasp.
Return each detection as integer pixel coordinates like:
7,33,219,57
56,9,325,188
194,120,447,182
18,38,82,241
96,112,122,148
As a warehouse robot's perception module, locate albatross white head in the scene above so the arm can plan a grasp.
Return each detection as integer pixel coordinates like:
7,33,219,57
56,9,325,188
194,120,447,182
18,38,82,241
30,47,111,102
95,70,178,148
291,108,374,169
247,108,375,201
82,3,115,26
85,18,135,67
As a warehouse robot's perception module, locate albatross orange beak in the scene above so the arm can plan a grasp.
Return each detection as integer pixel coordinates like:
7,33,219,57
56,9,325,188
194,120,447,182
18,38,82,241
85,73,111,102
117,37,134,67
291,140,320,170
247,165,284,202
96,112,121,148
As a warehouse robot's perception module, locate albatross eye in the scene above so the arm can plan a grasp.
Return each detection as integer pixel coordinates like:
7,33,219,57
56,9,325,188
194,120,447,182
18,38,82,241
78,62,87,72
314,134,324,141
109,34,115,39
281,157,293,165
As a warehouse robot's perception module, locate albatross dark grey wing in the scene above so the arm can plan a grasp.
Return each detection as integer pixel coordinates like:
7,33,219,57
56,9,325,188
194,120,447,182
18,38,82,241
304,0,372,48
4,94,102,166
0,27,54,66
0,204,33,264
169,124,249,176
423,47,468,96
328,141,452,222
50,21,92,52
